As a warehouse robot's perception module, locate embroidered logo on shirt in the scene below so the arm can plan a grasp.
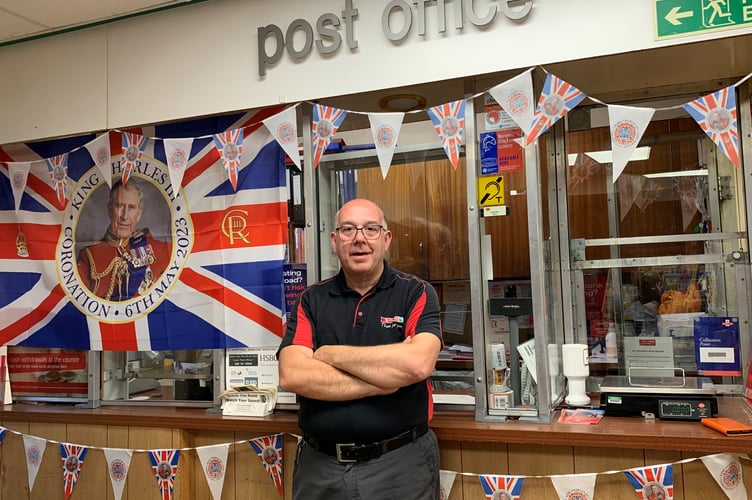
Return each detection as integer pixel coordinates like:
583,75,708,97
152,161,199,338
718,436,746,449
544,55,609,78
380,315,404,329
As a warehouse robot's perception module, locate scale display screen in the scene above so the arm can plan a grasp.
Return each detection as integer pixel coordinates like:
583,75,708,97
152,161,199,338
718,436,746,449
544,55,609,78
658,399,712,420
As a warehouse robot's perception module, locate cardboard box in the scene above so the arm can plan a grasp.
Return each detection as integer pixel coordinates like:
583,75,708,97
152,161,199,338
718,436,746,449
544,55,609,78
657,313,705,338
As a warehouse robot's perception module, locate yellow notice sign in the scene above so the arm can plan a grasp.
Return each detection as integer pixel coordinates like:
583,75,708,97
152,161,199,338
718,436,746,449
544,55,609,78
478,175,505,206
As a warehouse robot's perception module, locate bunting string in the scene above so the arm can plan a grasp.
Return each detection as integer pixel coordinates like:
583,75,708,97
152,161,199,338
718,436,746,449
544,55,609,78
4,63,752,197
1,424,749,499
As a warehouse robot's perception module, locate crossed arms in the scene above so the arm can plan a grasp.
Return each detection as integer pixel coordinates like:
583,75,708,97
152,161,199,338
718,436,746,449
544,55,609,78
278,333,442,401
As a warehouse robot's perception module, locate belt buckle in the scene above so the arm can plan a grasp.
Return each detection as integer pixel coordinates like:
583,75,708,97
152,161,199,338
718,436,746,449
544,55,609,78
335,443,357,463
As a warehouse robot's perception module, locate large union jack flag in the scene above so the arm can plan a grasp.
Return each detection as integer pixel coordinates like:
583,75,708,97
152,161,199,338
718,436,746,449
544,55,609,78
479,473,525,500
0,106,288,351
624,464,674,500
526,73,586,146
683,85,740,168
60,443,88,500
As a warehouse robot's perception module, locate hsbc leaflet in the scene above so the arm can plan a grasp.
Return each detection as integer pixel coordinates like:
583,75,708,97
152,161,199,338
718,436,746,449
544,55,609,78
225,347,297,406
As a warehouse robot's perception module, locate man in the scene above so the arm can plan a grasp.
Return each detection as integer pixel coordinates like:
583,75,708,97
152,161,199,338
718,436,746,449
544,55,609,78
646,483,665,500
278,198,443,500
77,179,171,301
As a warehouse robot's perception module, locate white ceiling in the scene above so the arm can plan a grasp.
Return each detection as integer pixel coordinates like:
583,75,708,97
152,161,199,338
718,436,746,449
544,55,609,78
0,0,196,44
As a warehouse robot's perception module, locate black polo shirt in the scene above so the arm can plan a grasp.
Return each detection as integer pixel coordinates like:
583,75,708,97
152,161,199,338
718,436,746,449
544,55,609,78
277,262,442,443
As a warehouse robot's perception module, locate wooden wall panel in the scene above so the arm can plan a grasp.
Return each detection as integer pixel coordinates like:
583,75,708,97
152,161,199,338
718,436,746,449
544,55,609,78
509,443,573,499
358,162,430,278
438,439,463,500
425,158,469,281
458,441,508,499
1,421,31,499
575,446,644,499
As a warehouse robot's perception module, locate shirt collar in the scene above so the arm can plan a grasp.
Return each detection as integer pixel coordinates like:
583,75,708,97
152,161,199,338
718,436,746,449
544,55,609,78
331,261,397,296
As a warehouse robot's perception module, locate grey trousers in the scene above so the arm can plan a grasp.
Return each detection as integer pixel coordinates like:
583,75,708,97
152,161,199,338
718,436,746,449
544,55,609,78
292,429,440,500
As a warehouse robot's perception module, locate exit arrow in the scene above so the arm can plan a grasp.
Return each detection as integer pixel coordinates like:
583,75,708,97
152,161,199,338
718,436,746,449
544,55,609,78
665,5,694,26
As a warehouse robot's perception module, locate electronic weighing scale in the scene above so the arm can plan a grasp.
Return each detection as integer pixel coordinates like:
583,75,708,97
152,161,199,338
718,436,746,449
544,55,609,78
599,375,717,420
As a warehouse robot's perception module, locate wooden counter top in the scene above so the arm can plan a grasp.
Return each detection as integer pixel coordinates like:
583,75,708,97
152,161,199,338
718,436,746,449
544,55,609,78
2,397,751,454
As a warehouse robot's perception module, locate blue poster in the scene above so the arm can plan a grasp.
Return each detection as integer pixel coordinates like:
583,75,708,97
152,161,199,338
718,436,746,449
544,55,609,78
693,317,741,376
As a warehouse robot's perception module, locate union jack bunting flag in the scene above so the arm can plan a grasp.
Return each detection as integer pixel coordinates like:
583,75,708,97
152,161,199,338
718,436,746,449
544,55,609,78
526,73,586,146
249,433,284,495
311,104,348,169
121,132,147,186
624,463,674,500
682,85,740,168
0,426,7,443
60,443,88,500
45,153,69,207
213,129,244,191
479,473,525,500
149,449,180,500
0,106,288,351
426,99,466,169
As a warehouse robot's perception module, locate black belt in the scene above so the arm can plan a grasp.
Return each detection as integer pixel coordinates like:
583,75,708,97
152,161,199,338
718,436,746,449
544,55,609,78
305,423,429,463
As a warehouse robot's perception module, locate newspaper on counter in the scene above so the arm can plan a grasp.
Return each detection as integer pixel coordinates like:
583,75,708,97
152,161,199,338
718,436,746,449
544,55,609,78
220,385,277,416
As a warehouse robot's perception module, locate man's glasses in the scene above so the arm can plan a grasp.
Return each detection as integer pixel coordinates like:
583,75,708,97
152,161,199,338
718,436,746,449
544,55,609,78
335,224,385,240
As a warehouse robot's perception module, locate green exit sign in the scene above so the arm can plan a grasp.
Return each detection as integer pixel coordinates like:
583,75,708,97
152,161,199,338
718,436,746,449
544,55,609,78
655,0,752,39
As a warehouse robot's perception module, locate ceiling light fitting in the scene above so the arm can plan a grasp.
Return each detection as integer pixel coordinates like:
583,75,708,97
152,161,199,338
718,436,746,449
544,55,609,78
379,94,427,112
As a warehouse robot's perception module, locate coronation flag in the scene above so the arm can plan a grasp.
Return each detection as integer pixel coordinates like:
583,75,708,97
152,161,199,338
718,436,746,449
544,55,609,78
60,443,88,500
213,129,244,191
7,161,31,213
608,105,655,183
104,447,133,500
0,425,6,443
683,85,740,168
0,106,288,351
368,111,404,179
701,453,747,500
163,138,194,196
479,473,525,500
624,463,674,500
487,69,536,136
439,470,457,500
249,433,284,496
84,132,113,188
550,473,596,500
121,132,147,186
45,153,69,207
526,73,586,146
426,99,466,169
263,106,301,169
196,443,230,500
312,104,348,169
23,434,47,493
150,449,180,500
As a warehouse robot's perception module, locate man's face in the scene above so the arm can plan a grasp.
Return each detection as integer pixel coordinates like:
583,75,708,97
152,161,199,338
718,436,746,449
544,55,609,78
330,200,391,278
108,185,143,239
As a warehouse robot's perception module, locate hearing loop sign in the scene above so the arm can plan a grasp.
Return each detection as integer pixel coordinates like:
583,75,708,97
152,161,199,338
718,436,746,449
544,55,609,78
478,175,505,207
